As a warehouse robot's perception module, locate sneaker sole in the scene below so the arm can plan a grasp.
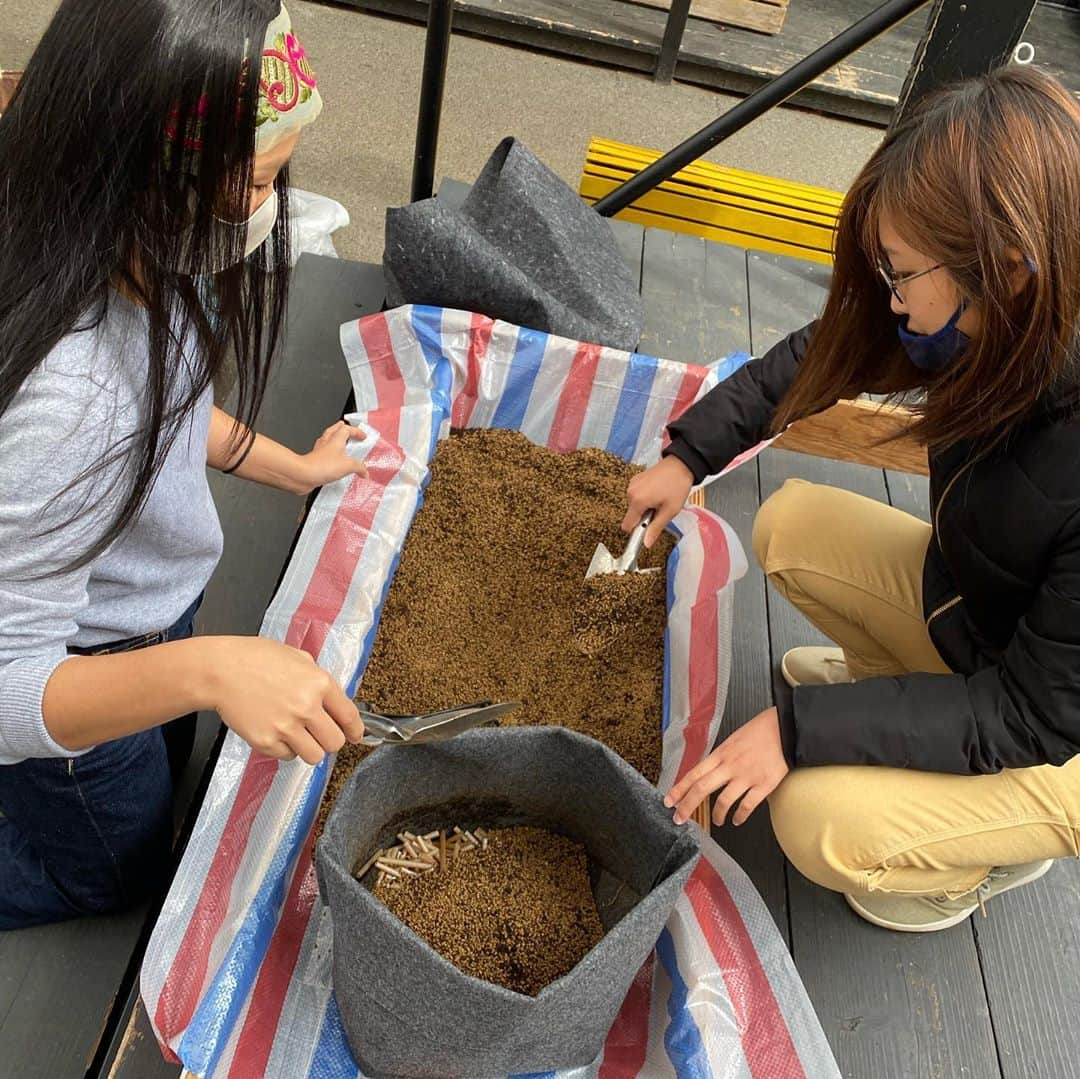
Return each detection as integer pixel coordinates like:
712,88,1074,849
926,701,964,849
779,652,801,689
844,859,1054,933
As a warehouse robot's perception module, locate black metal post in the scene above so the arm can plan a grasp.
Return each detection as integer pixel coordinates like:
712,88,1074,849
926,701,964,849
655,0,693,84
410,0,454,204
894,0,1037,124
594,0,931,217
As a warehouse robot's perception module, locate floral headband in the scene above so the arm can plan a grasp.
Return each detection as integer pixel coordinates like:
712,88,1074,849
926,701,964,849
256,2,322,152
165,3,322,167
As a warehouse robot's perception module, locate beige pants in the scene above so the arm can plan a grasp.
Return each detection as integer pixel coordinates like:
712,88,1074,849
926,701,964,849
757,479,1080,899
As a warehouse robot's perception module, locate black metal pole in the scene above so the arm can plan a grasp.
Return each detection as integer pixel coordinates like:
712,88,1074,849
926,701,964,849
655,0,692,84
593,0,931,217
894,0,1037,125
410,0,454,204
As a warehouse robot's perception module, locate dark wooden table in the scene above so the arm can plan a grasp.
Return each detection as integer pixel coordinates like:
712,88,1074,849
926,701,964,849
97,204,1080,1077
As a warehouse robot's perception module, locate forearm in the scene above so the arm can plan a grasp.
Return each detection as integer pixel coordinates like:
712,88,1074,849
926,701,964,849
42,637,215,751
208,406,313,495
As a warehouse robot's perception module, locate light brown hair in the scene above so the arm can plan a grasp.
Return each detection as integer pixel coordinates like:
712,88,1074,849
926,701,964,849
772,67,1080,451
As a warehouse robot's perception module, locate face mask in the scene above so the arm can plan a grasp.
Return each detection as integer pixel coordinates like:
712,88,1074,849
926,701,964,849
897,304,969,373
207,189,279,271
240,189,279,259
166,189,280,276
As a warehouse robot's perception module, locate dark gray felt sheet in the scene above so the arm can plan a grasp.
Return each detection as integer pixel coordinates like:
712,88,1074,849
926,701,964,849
383,138,646,351
316,726,700,1079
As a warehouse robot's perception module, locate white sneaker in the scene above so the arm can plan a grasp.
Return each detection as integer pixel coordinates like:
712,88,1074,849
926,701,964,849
781,646,853,689
845,860,1055,933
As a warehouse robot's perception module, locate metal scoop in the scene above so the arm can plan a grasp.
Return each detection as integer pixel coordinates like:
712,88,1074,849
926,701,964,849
585,510,659,580
356,700,520,746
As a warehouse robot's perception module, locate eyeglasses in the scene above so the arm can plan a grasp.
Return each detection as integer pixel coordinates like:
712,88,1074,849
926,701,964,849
877,261,942,304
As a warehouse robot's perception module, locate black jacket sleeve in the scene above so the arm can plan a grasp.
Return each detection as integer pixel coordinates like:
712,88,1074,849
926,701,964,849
787,510,1080,773
663,322,817,484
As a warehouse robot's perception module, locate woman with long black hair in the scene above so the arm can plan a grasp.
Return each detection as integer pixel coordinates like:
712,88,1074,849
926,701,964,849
0,1,367,929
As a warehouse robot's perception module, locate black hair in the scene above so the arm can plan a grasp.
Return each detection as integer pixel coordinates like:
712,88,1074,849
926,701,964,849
0,0,291,572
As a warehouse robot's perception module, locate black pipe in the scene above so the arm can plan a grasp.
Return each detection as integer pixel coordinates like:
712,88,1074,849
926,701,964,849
411,0,454,204
593,0,931,217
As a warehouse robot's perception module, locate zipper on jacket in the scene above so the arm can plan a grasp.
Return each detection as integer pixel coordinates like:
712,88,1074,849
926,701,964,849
926,593,962,627
933,458,976,552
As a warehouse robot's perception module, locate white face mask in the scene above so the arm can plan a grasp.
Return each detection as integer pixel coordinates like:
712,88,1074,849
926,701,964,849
199,189,279,274
163,188,280,276
241,189,279,259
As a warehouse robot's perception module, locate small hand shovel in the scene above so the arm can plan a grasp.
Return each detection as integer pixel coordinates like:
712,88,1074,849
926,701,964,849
585,510,659,580
357,700,521,746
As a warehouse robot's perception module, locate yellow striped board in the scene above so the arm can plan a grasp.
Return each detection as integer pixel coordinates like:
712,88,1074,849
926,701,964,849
581,136,844,265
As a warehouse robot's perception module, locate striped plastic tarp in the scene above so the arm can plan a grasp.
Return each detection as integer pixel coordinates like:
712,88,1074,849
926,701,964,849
141,306,837,1079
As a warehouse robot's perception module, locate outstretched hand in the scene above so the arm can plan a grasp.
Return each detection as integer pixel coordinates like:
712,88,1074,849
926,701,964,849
665,707,789,827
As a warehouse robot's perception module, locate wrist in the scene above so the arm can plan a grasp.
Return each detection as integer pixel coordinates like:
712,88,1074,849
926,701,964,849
664,453,694,485
178,636,223,713
285,450,316,496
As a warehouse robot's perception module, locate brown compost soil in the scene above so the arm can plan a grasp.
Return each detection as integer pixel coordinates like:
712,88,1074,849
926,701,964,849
367,825,603,996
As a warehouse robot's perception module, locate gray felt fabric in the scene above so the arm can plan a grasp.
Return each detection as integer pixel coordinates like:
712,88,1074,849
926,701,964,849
383,138,645,350
316,726,700,1079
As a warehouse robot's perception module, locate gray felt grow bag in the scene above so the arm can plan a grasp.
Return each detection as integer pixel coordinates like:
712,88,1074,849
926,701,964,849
315,726,700,1079
383,138,645,351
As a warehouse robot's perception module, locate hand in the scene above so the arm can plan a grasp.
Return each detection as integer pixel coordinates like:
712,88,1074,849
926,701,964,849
623,455,695,548
202,637,365,764
296,420,369,493
665,707,789,827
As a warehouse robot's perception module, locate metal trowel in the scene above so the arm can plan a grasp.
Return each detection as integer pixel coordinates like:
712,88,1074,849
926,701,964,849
356,700,521,746
585,510,660,580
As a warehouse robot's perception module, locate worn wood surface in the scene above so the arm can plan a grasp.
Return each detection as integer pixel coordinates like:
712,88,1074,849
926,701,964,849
322,0,1079,123
628,0,788,36
776,398,930,475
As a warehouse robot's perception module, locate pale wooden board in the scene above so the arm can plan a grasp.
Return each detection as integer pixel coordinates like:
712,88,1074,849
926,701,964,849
627,0,788,36
777,398,929,476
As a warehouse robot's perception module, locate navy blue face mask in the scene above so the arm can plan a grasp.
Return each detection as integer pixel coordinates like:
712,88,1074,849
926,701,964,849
897,305,969,372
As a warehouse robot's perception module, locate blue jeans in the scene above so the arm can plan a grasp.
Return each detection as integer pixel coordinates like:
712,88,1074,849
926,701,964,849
0,596,201,930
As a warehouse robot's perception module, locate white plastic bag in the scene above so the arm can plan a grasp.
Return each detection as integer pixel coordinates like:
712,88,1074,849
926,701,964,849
288,188,350,263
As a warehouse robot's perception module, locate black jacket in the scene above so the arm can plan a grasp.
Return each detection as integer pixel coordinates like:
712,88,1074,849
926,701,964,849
666,324,1080,775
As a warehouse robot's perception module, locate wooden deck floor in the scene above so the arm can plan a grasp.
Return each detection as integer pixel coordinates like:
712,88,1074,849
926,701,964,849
100,203,1080,1076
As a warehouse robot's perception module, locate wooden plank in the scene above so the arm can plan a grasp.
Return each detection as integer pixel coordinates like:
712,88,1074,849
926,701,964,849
630,0,788,36
749,250,1000,1078
103,998,179,1079
637,231,790,933
638,228,749,363
775,398,929,476
972,859,1080,1079
0,910,151,1079
608,217,646,290
97,254,386,1079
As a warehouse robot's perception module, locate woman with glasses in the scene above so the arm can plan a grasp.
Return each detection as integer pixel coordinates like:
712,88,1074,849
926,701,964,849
625,67,1080,933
